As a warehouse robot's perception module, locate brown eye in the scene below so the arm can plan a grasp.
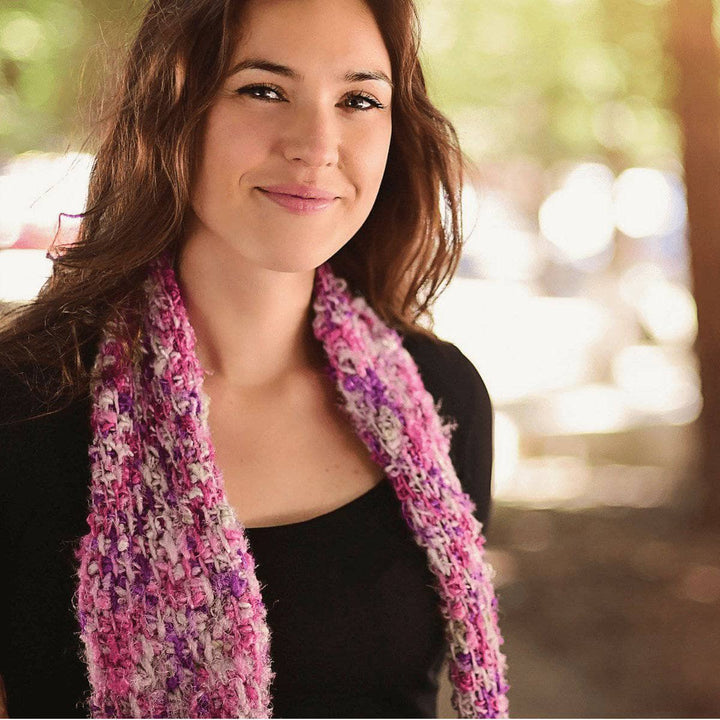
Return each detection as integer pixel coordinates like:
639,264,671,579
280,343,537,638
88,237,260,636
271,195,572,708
342,92,385,111
236,83,285,101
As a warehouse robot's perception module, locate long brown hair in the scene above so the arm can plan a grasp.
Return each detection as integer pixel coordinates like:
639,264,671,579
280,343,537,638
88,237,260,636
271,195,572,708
0,0,467,407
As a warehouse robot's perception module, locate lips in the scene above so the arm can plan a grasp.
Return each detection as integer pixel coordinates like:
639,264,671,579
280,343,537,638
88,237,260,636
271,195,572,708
258,184,338,201
256,186,337,215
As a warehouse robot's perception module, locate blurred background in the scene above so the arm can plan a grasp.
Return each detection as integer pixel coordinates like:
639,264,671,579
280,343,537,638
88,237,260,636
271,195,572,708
1,0,719,716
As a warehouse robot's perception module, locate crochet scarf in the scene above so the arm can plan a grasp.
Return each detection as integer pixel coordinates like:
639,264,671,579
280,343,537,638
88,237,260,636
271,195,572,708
75,252,510,718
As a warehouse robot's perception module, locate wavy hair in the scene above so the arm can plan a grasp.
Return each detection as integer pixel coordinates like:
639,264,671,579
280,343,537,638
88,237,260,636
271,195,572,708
0,0,467,406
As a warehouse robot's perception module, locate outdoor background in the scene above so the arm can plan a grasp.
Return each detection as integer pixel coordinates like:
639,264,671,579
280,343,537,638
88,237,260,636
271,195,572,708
1,0,719,717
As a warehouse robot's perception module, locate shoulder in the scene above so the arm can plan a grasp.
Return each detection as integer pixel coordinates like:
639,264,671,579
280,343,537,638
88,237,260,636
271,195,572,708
400,330,493,432
0,364,92,546
0,365,54,426
0,362,86,434
0,368,92,715
400,330,495,531
0,363,91,463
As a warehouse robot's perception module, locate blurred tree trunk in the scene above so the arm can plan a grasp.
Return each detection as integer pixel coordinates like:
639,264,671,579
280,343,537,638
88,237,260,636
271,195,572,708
668,0,720,526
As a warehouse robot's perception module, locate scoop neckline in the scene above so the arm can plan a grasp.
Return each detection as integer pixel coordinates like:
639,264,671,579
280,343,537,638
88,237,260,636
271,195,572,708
243,476,392,532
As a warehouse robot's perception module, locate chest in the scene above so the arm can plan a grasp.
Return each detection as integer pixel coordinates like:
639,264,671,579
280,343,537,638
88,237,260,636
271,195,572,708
203,371,384,528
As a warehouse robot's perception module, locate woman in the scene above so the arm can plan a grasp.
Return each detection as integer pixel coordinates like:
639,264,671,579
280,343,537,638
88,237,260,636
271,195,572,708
0,0,509,717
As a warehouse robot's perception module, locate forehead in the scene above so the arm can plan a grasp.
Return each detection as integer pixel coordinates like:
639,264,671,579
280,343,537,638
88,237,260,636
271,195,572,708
232,0,392,75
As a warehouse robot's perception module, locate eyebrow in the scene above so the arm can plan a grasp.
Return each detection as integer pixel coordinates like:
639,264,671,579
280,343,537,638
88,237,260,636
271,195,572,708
227,57,394,89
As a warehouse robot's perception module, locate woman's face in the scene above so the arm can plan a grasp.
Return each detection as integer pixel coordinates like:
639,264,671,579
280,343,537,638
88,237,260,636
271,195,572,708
187,0,393,273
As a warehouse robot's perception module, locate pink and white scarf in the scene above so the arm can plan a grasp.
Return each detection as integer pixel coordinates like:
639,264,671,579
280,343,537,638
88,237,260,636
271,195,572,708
75,252,510,718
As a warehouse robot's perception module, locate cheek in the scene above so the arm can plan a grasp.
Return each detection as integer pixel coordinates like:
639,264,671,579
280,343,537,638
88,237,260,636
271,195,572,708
199,110,271,184
349,122,392,194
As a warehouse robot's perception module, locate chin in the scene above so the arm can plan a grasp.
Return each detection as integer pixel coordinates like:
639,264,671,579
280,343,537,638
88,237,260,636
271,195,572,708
248,232,350,274
255,246,345,275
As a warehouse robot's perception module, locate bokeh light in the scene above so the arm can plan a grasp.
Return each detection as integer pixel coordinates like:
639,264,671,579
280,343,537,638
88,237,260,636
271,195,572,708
613,167,687,239
611,344,702,423
539,163,616,264
0,248,52,303
0,151,92,250
619,262,698,346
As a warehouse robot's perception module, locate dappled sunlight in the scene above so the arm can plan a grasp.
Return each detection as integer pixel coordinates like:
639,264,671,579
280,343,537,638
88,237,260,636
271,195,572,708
532,384,635,435
613,167,687,239
612,344,701,422
459,186,545,282
432,279,612,403
432,158,697,511
619,261,698,345
539,163,616,265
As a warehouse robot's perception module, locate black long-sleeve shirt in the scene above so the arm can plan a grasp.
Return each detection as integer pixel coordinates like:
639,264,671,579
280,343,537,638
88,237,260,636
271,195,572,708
0,332,494,718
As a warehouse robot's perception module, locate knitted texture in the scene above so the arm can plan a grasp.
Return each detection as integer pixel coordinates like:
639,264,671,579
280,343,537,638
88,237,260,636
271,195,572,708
75,252,510,718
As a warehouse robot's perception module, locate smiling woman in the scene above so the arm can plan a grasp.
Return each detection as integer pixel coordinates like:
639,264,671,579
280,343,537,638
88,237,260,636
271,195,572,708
0,0,509,718
183,0,393,279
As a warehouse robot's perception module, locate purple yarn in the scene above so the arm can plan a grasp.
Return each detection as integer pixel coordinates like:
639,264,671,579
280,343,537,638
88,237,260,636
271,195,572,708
74,251,510,718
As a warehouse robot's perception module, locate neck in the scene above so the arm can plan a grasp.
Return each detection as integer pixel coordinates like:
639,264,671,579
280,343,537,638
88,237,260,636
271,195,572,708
176,236,326,390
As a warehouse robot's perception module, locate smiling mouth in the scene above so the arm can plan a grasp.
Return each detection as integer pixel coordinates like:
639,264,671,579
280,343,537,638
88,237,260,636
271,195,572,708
256,188,337,215
257,187,337,201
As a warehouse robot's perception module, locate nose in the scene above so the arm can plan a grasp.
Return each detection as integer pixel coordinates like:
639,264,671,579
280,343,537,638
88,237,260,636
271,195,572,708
281,101,340,168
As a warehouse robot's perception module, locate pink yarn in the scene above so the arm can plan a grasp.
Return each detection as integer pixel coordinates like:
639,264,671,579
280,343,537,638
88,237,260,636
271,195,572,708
75,252,510,717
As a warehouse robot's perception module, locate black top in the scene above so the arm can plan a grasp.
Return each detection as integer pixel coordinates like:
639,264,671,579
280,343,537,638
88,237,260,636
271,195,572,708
0,332,494,718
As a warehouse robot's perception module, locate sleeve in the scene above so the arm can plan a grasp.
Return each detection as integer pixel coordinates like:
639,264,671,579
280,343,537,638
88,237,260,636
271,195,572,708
0,370,93,717
401,333,495,534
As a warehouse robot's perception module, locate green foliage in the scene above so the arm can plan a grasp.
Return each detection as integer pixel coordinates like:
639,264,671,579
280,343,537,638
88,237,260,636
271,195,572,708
0,0,140,160
417,0,680,168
